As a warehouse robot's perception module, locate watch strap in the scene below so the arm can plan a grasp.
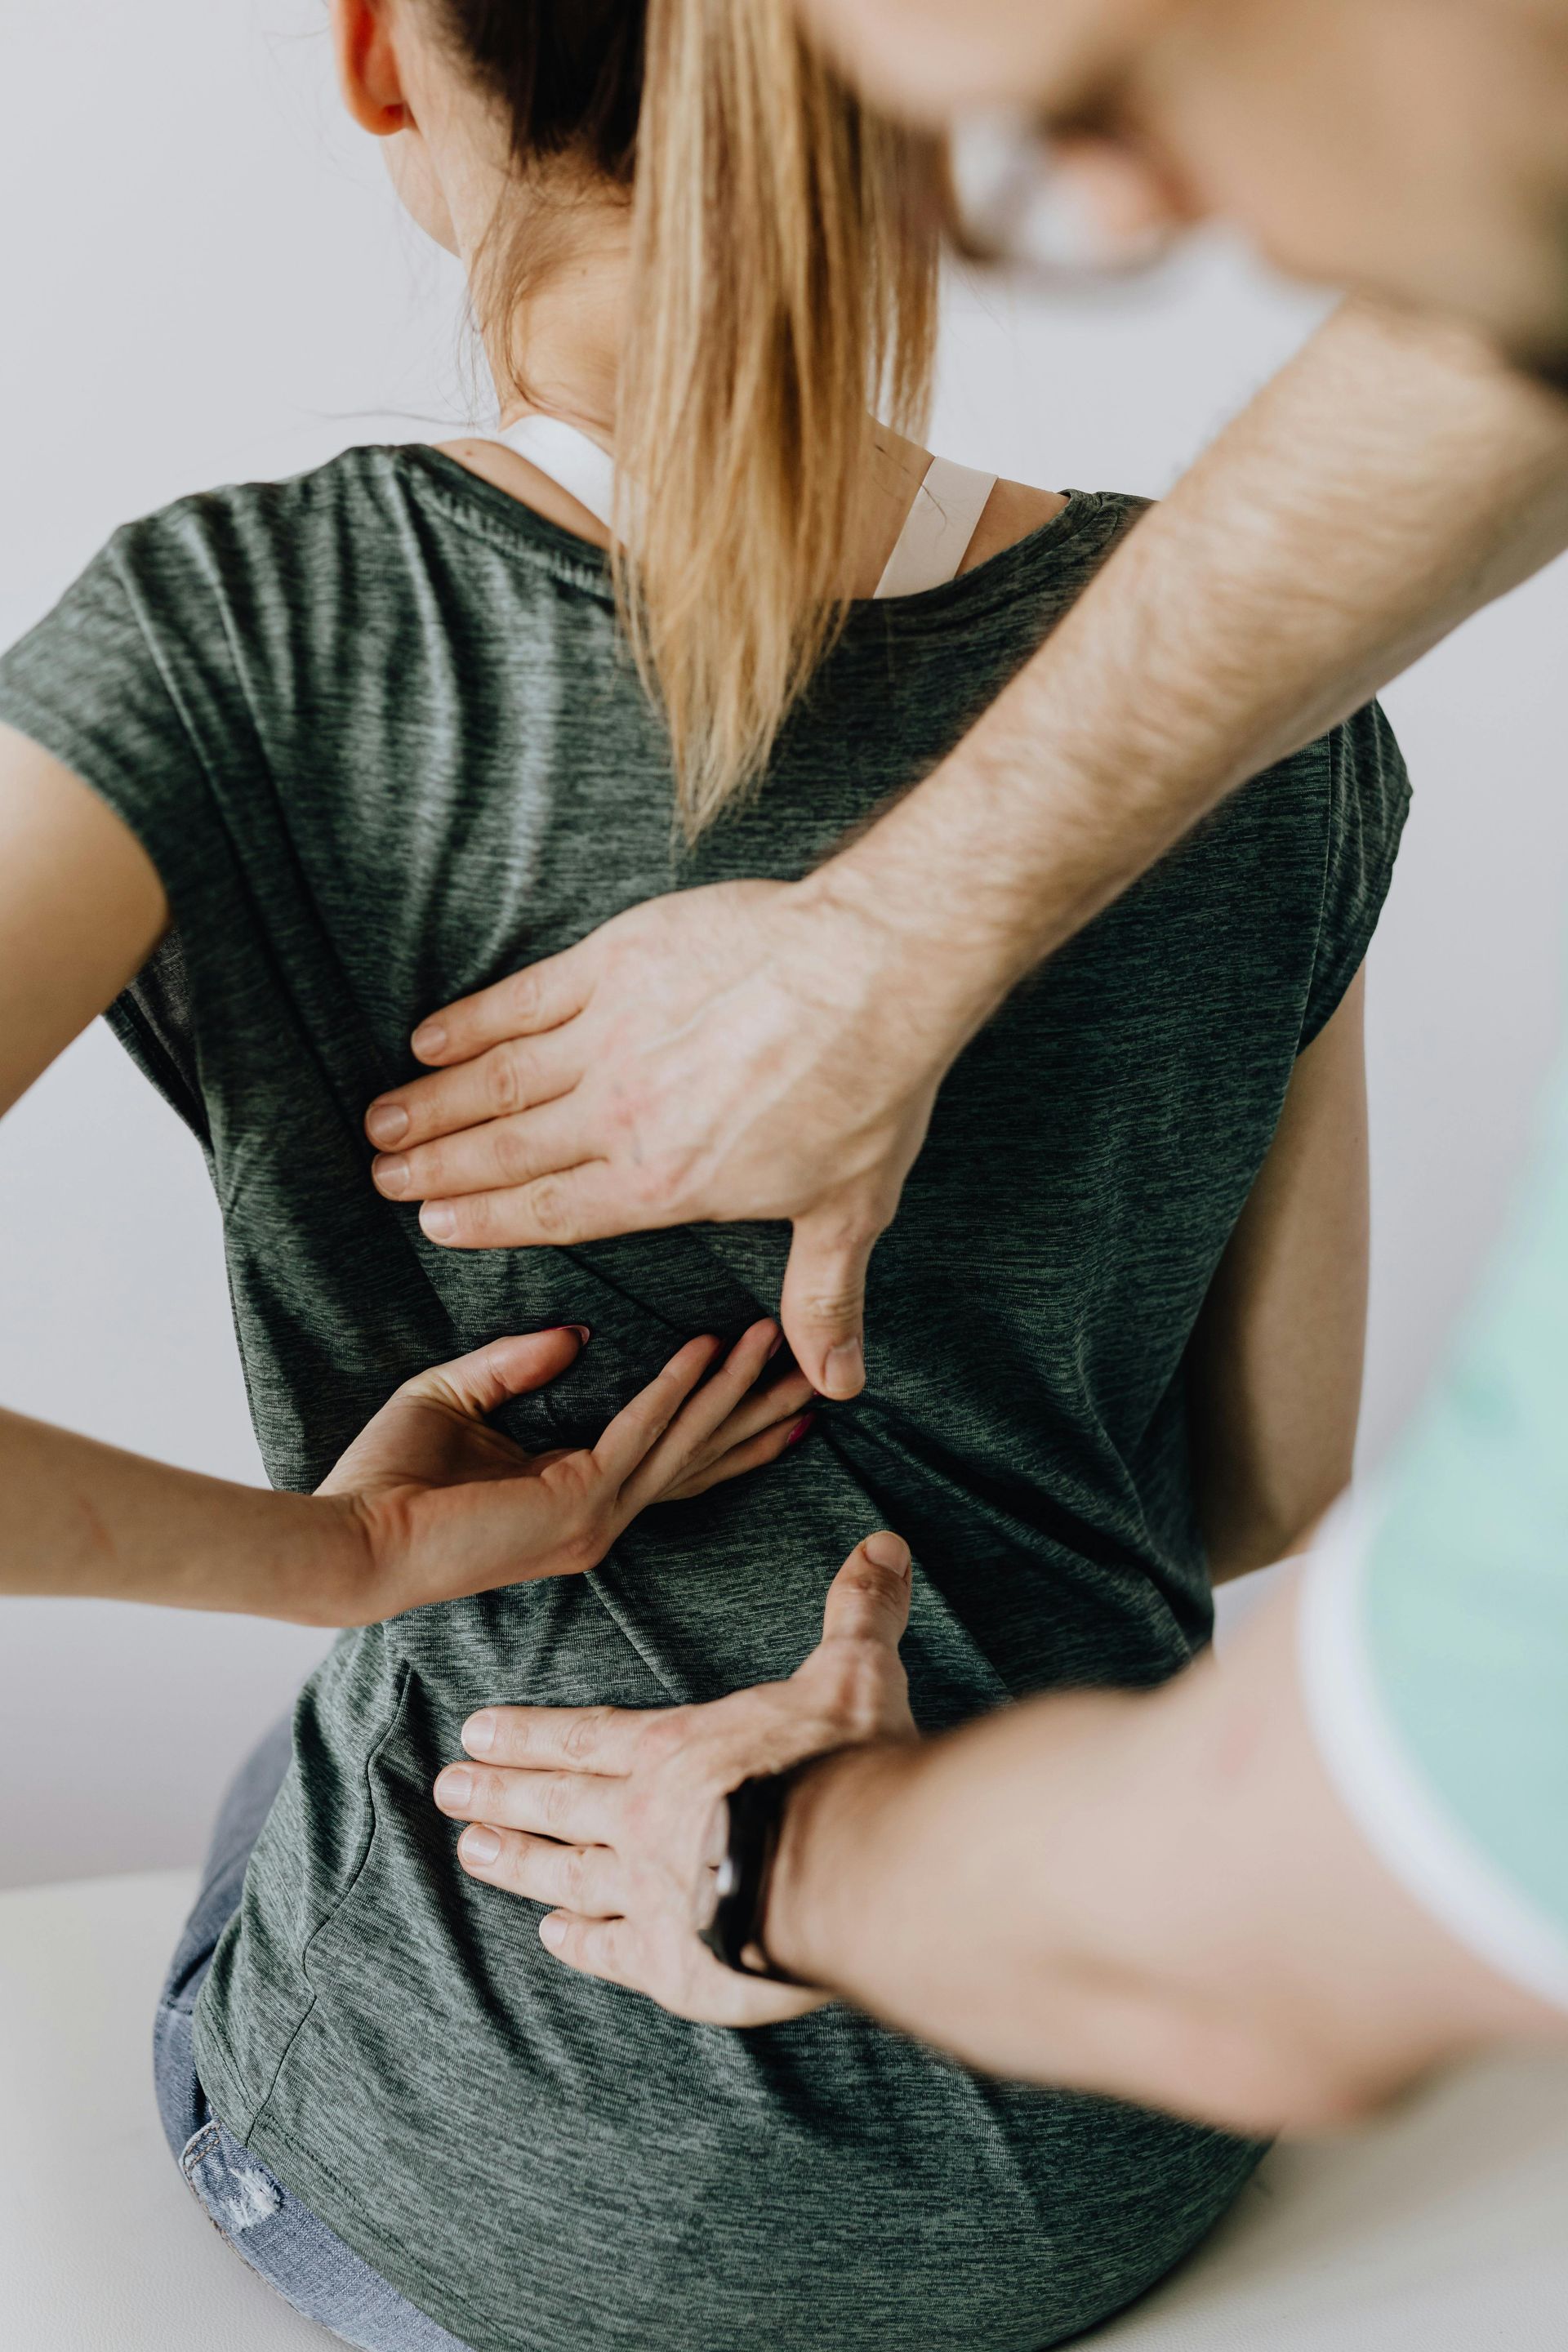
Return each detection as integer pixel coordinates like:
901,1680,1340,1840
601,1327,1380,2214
697,1770,802,1982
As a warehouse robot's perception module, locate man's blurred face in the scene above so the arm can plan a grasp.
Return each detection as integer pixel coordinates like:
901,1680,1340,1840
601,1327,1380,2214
801,0,1568,383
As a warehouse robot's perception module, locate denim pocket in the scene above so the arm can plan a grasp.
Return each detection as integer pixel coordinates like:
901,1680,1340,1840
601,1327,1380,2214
180,2117,284,2238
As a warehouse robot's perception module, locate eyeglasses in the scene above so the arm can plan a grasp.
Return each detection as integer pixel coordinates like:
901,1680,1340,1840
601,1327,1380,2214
947,107,1184,287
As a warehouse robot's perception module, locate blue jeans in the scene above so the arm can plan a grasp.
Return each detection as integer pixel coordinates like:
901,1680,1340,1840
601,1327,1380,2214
153,1716,471,2351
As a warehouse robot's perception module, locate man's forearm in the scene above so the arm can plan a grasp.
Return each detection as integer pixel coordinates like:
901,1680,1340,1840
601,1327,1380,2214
816,301,1568,1041
1,1405,362,1624
766,1577,1557,2132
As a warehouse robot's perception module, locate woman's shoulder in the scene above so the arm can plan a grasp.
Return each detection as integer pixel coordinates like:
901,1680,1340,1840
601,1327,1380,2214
977,477,1150,613
87,443,586,669
0,447,436,853
859,479,1146,650
960,477,1074,574
104,445,421,578
107,444,612,630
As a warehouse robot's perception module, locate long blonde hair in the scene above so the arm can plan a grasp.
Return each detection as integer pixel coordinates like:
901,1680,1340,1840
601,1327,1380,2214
439,0,942,834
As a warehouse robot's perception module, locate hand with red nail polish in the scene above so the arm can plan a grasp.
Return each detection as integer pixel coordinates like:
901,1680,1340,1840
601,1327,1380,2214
313,1317,811,1624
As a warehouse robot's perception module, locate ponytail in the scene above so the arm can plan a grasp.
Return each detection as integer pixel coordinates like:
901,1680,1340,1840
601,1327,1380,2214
621,0,939,832
437,0,942,835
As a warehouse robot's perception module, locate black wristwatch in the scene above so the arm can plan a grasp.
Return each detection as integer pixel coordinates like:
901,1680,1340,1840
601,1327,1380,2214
696,1769,805,1982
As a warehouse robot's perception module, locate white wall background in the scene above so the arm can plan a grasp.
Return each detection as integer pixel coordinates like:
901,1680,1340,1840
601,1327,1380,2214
2,0,1566,1891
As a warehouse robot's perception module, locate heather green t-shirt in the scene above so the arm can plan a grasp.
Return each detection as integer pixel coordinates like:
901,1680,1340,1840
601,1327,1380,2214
0,450,1408,2352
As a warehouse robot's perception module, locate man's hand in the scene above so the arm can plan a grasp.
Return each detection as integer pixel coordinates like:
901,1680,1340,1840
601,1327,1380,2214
363,880,965,1401
433,1530,917,2025
318,1320,813,1627
362,311,1568,1409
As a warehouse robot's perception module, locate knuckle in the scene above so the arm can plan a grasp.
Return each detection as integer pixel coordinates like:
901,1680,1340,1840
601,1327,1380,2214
489,1713,530,1762
466,1192,512,1247
525,1175,573,1239
821,1647,883,1728
563,1707,613,1762
497,1838,532,1892
636,1714,686,1771
505,971,541,1027
396,1143,439,1196
541,1775,572,1833
494,1121,539,1184
790,1270,879,1326
828,1575,894,1628
819,1655,863,1719
560,1504,611,1576
843,1650,888,1734
798,1281,869,1325
840,1571,887,1603
485,1049,523,1117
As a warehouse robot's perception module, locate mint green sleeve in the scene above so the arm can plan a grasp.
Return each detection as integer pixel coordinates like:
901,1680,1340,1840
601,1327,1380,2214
1315,1015,1568,2003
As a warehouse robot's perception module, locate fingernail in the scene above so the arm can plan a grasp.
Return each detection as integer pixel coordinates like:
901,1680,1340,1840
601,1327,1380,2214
373,1153,410,1196
461,1825,500,1866
864,1532,909,1575
766,1330,785,1361
561,1325,592,1344
822,1338,864,1399
463,1712,497,1755
540,1914,567,1950
366,1102,409,1147
412,1022,447,1059
421,1201,457,1242
435,1767,473,1810
785,1413,814,1450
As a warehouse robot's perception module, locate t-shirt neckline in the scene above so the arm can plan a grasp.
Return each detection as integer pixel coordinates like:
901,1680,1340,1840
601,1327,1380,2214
399,443,1112,632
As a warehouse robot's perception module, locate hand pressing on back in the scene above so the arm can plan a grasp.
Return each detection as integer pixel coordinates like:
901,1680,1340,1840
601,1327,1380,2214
433,1530,917,2026
363,879,964,1405
314,1319,813,1628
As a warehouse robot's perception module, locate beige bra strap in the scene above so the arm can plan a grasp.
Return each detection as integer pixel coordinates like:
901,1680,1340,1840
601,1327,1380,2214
873,455,1000,599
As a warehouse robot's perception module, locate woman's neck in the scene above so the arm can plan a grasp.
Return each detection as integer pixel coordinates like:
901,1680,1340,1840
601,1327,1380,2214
456,194,951,587
484,219,630,452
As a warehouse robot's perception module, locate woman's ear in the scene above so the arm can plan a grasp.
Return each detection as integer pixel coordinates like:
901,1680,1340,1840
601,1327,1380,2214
332,0,410,138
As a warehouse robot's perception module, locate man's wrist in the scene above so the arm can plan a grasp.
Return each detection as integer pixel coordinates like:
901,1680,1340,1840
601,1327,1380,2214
802,714,1126,1048
762,1740,922,1989
796,851,1013,1069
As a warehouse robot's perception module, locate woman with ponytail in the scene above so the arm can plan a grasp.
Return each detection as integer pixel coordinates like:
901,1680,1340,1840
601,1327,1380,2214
0,2,1410,2345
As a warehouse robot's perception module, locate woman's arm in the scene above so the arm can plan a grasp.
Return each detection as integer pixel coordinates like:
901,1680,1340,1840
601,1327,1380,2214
2,1320,809,1624
1186,969,1369,1581
0,724,168,1113
0,728,811,1619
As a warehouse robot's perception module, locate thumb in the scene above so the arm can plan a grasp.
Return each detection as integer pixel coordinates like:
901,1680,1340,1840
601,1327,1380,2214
817,1530,912,1653
779,1208,880,1400
400,1326,590,1420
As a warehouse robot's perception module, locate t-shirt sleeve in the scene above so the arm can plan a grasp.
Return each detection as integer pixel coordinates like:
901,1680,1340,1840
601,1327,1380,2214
1298,1027,1568,2011
1299,699,1412,1050
0,535,213,915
